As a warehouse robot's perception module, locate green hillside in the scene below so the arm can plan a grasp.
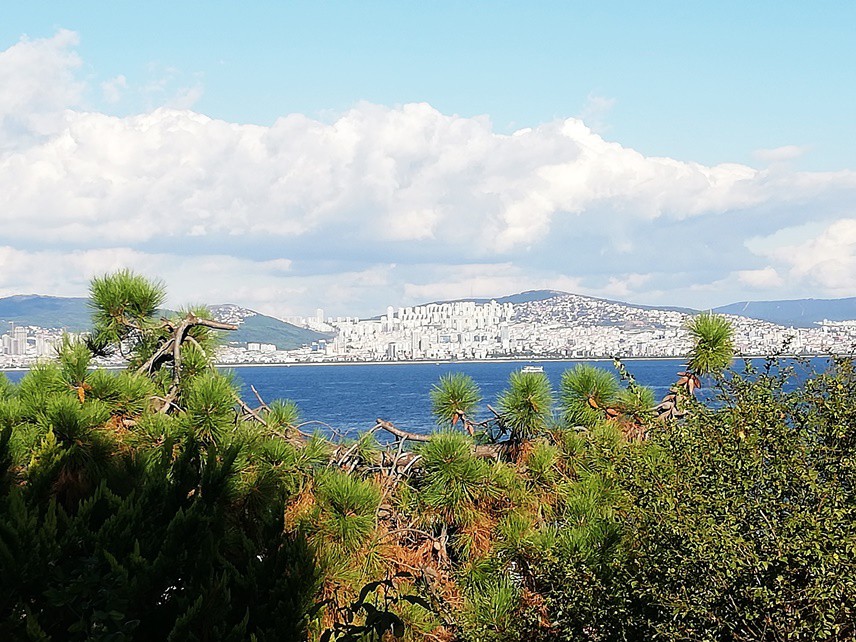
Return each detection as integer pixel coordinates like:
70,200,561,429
0,295,327,350
0,295,91,331
223,313,330,350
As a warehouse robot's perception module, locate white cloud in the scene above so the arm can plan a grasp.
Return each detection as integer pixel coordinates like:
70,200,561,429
753,145,807,163
0,102,779,253
101,74,127,104
167,82,203,110
2,31,856,315
577,92,617,134
751,219,856,294
736,266,784,289
600,273,652,298
139,64,204,110
0,30,82,143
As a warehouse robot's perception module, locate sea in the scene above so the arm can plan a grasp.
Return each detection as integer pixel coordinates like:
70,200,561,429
2,358,826,438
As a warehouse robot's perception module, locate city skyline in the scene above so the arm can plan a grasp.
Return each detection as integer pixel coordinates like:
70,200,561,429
2,4,855,319
7,291,856,370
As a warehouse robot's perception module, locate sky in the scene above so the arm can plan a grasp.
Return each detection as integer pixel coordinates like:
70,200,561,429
1,2,855,318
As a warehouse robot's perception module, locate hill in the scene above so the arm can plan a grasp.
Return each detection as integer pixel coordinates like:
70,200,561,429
712,298,856,327
424,289,569,306
0,296,326,350
0,295,91,331
425,290,698,315
8,292,856,348
208,305,329,350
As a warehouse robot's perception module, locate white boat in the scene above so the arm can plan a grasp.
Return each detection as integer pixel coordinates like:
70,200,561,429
521,364,544,373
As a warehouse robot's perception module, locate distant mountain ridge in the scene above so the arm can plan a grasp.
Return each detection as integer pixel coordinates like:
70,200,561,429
712,298,856,328
5,292,856,339
0,296,326,350
426,290,698,315
421,290,856,326
424,290,570,306
0,295,91,331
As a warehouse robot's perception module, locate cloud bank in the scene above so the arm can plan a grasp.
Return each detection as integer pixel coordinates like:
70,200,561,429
2,31,855,317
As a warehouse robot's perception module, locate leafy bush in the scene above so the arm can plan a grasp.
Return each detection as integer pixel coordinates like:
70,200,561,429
622,358,856,640
531,357,856,641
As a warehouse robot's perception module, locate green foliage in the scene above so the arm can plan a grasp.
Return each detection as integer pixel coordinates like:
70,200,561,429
5,270,854,641
181,372,238,444
461,574,522,642
56,334,93,388
0,439,321,641
23,396,117,506
615,383,655,418
313,471,381,555
619,358,856,640
15,361,71,420
415,431,489,526
181,305,222,354
2,412,40,475
39,394,112,444
132,412,184,450
1,272,336,641
92,370,157,417
88,269,166,347
685,311,735,375
265,398,300,431
522,440,561,489
527,357,856,641
497,370,554,441
430,372,481,428
175,340,215,383
319,573,430,642
0,372,14,400
559,364,619,428
521,435,637,641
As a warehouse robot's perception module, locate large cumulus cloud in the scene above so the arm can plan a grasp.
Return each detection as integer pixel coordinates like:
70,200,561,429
2,31,856,316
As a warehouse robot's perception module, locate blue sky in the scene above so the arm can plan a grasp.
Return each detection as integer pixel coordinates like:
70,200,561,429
6,2,853,170
1,3,855,316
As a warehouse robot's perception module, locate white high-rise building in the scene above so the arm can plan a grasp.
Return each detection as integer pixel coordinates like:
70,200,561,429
35,336,52,356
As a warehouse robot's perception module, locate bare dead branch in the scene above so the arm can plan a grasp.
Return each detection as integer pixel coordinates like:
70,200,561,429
235,393,268,426
375,419,433,442
137,338,175,375
136,313,238,377
250,385,270,410
375,418,510,460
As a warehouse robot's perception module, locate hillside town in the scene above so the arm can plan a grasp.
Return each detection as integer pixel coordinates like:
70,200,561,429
4,293,856,369
0,323,65,368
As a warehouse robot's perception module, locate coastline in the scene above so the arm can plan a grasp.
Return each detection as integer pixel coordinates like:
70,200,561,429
216,355,686,369
1,353,833,374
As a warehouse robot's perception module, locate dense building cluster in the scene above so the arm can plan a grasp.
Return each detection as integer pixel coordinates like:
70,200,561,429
0,323,60,368
218,294,856,364
329,300,516,361
7,294,856,368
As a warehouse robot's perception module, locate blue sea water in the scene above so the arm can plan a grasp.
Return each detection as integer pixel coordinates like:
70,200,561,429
223,359,686,437
3,358,826,438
